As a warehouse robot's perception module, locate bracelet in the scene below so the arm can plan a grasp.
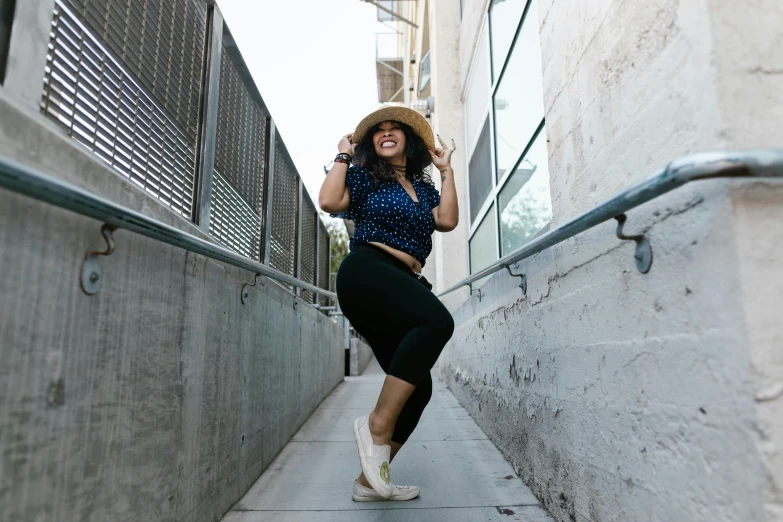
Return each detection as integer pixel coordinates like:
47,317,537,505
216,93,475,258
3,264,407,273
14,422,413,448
335,152,352,165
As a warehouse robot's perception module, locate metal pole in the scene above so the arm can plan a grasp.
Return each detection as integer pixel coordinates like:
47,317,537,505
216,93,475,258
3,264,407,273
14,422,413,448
439,149,783,296
193,5,224,231
262,120,277,265
402,7,410,107
315,218,322,305
0,0,16,85
0,155,338,300
295,177,303,297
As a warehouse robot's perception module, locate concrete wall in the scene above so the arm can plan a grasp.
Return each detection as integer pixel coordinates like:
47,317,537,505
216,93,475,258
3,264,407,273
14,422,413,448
2,0,53,113
428,0,471,308
438,0,783,521
0,89,345,521
349,338,374,377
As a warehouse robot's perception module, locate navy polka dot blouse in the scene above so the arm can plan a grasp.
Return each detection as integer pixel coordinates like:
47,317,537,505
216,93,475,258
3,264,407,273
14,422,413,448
331,166,441,267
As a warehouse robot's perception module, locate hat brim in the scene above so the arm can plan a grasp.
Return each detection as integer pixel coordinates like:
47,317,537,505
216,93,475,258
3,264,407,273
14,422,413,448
352,106,436,152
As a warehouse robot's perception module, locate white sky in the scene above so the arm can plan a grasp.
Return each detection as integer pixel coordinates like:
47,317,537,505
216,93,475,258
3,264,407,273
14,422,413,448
216,0,387,211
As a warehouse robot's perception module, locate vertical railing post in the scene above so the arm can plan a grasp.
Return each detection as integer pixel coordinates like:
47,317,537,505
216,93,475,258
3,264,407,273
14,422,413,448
193,4,223,231
308,213,317,304
315,219,321,304
327,239,333,307
295,177,303,296
262,119,277,265
0,0,17,85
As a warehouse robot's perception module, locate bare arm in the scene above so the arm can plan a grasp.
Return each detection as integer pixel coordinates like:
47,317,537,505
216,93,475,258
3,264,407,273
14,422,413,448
430,135,459,232
318,134,355,214
433,166,458,232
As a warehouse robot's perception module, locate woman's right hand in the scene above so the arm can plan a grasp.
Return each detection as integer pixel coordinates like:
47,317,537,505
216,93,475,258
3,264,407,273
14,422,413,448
338,134,356,155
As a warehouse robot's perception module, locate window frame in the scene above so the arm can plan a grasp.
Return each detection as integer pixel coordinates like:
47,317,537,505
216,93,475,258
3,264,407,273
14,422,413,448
465,0,549,278
496,119,548,256
419,49,431,93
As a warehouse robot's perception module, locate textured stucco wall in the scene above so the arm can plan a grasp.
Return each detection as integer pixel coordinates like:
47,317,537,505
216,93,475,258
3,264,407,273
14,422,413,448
0,93,345,521
731,182,783,520
428,0,471,308
439,0,783,521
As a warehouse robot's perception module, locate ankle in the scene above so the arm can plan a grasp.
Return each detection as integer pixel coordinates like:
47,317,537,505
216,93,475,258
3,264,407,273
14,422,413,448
357,473,372,489
368,411,394,445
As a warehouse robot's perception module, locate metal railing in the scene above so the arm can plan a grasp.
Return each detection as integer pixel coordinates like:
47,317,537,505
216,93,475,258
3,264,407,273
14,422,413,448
36,0,332,305
0,155,337,301
440,149,783,297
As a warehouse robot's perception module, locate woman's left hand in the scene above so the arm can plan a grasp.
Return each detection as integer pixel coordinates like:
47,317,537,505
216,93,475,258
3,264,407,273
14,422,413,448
429,135,456,170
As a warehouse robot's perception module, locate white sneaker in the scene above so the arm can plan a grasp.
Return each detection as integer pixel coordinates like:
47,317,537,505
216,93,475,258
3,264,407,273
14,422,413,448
352,481,420,502
352,414,394,498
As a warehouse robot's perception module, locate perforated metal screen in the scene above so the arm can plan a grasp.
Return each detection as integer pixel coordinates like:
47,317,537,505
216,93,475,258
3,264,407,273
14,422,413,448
214,46,266,218
41,1,199,217
299,197,317,303
39,0,329,303
269,138,298,284
209,170,261,259
318,221,331,306
57,0,207,140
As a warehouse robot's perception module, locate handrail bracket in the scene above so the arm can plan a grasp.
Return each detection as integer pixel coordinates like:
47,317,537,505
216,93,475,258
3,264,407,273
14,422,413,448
614,214,653,274
80,224,118,295
241,273,265,304
505,266,527,295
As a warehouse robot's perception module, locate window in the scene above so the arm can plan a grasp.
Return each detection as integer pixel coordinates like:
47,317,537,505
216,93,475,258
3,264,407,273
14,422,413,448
464,0,550,280
469,204,497,288
464,26,490,151
493,0,544,179
468,117,493,223
419,50,431,92
498,126,551,255
376,1,399,22
488,0,527,81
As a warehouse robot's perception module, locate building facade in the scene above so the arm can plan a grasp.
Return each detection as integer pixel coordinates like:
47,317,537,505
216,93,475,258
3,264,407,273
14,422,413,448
371,0,783,520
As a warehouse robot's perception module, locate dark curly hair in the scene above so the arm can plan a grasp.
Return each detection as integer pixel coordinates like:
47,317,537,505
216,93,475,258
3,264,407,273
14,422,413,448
353,120,434,187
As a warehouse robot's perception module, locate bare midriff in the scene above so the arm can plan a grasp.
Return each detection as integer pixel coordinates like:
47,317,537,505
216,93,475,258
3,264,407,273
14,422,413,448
368,241,422,274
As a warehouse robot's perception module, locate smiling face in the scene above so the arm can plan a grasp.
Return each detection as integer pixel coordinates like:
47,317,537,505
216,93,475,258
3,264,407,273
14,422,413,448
372,121,407,163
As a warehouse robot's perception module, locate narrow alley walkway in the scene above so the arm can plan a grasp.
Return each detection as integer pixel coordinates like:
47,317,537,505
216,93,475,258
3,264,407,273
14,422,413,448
222,360,553,521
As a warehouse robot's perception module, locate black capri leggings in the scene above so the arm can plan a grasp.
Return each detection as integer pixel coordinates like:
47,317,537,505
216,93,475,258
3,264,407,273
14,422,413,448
336,243,455,444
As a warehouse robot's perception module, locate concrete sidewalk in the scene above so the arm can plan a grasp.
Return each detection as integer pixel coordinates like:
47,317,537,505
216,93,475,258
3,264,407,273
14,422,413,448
222,360,554,521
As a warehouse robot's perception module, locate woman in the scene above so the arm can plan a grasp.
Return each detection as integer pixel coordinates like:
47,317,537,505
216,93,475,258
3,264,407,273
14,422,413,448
319,106,459,501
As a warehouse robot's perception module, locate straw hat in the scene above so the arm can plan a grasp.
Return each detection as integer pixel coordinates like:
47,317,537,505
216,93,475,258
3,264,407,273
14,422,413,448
352,106,436,151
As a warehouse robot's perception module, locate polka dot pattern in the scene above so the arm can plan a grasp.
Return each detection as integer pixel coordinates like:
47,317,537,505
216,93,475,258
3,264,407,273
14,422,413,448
331,166,441,267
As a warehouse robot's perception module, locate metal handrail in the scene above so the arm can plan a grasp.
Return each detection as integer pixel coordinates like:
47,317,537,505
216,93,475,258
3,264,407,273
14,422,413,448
439,149,783,297
0,155,337,300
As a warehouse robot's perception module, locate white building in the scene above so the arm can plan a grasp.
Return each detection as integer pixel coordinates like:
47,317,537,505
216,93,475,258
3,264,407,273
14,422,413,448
369,0,783,520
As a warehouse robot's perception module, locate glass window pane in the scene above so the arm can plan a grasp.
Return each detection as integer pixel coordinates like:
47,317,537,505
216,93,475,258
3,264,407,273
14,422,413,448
376,1,399,22
489,0,527,82
420,51,431,92
499,128,552,255
493,0,544,180
469,204,498,288
468,117,493,223
464,25,490,151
